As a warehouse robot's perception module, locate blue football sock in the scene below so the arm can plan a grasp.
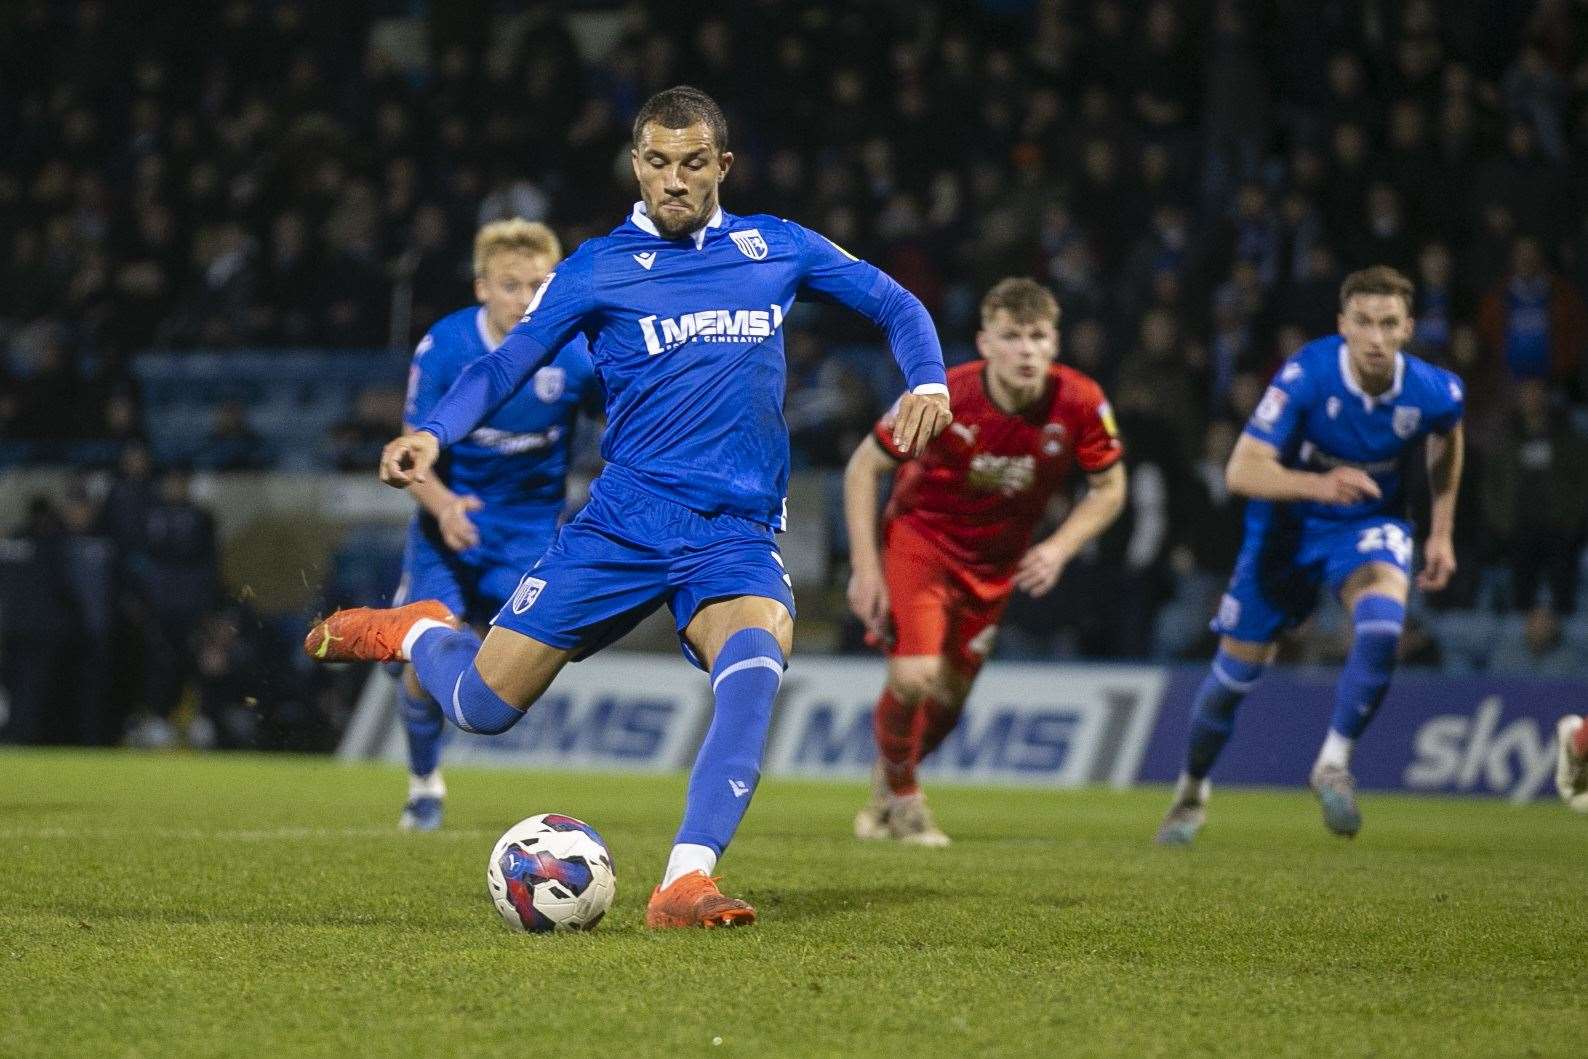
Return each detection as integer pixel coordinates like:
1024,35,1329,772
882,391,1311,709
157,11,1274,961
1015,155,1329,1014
1185,650,1266,779
1329,595,1403,740
409,626,525,735
673,628,785,856
399,676,444,778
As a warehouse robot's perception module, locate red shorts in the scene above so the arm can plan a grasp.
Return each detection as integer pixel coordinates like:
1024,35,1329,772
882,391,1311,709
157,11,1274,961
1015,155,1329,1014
879,517,1013,674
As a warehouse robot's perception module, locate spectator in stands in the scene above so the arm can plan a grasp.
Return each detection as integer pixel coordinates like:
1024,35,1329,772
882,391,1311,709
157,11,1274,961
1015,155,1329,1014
1488,607,1588,677
122,468,220,747
1482,379,1588,618
191,399,277,471
1478,236,1588,396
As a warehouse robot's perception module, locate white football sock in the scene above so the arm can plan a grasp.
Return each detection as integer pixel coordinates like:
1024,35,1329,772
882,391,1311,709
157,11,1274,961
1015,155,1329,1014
1316,730,1354,771
1174,773,1210,806
407,770,446,800
661,843,718,888
400,618,452,661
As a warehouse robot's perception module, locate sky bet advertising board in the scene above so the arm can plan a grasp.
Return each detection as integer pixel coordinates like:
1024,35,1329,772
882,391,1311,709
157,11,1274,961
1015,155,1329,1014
342,656,1573,802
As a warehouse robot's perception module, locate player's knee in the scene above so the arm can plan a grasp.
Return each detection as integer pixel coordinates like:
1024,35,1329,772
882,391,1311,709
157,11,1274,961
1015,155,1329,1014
400,665,426,700
888,660,944,705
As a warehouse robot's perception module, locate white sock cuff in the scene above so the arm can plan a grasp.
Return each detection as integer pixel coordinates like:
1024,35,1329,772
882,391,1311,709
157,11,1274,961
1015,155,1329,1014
1317,729,1355,770
661,843,718,888
408,770,446,800
711,656,784,694
401,618,452,661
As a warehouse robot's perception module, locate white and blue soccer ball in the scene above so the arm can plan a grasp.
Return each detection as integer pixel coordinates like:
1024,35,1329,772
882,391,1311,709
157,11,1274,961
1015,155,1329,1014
486,813,616,932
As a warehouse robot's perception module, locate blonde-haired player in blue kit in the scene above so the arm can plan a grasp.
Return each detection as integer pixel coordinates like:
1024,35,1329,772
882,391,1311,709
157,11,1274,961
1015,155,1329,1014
306,86,953,927
392,219,599,831
1157,266,1465,844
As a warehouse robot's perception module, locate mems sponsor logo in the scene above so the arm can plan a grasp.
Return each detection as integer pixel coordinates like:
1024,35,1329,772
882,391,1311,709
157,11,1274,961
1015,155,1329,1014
967,453,1037,496
638,304,785,355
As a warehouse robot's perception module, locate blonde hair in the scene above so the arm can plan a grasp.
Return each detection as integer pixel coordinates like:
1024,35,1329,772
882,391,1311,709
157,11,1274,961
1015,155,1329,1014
980,277,1061,327
473,219,561,276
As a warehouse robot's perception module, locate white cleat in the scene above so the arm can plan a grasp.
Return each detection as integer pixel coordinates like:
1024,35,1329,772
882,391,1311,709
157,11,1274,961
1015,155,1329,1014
1310,762,1362,838
886,792,951,847
1555,716,1588,812
854,762,892,840
1155,776,1210,846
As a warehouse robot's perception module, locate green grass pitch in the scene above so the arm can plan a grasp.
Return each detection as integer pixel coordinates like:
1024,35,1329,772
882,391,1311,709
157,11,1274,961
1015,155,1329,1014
1,750,1582,1058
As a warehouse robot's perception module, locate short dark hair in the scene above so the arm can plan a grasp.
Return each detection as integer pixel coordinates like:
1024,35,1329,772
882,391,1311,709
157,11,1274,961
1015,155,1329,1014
632,85,728,152
1339,265,1415,313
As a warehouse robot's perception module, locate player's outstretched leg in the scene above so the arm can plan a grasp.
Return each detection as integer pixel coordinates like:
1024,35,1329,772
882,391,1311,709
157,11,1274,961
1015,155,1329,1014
1310,594,1403,838
1156,645,1267,846
1556,714,1588,811
647,624,785,929
397,666,446,831
306,604,560,736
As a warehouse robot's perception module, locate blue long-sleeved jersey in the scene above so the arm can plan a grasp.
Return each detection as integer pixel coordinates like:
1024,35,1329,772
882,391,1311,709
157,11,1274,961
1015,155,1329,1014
419,203,947,527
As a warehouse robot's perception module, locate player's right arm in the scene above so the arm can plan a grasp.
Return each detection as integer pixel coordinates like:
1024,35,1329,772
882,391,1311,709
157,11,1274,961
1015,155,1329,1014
1225,436,1381,504
382,248,596,487
843,435,902,640
1226,361,1381,505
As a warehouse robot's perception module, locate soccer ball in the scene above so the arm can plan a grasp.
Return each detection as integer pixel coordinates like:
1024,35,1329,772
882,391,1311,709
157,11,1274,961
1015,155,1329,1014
486,814,616,932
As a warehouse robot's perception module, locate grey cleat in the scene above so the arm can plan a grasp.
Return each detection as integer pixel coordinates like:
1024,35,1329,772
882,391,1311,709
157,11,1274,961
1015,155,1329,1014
854,761,892,840
887,792,951,847
1310,763,1362,837
1155,776,1210,846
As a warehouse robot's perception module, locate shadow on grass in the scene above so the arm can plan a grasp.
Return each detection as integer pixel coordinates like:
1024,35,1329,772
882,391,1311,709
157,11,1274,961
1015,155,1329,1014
19,897,469,932
747,884,955,922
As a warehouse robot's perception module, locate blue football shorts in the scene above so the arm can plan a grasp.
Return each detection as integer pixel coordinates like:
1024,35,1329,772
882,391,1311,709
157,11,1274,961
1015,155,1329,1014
1212,514,1414,644
394,502,563,626
489,471,795,669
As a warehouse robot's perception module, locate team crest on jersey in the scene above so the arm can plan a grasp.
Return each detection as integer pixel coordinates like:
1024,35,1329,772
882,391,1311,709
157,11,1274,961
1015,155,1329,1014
1326,396,1342,419
1392,405,1421,438
730,229,769,261
1042,423,1066,456
509,575,547,615
533,365,566,402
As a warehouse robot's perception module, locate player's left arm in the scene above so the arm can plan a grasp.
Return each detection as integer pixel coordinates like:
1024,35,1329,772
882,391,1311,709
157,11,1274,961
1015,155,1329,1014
1015,388,1128,596
1419,420,1464,592
1014,462,1127,597
787,222,950,455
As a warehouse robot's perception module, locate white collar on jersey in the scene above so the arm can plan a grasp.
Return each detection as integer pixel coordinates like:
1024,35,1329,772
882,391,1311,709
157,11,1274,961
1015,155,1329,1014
630,201,724,249
473,306,504,354
1337,339,1405,411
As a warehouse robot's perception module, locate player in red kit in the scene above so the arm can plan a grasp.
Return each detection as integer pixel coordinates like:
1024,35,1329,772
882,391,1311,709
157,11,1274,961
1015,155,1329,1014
844,278,1128,845
1559,714,1588,811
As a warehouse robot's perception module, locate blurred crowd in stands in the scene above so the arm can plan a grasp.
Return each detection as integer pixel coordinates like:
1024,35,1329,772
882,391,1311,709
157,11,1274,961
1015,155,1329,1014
4,0,1588,745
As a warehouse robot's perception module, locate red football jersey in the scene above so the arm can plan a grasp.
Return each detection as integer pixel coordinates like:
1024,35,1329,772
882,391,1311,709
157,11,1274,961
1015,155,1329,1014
876,361,1123,573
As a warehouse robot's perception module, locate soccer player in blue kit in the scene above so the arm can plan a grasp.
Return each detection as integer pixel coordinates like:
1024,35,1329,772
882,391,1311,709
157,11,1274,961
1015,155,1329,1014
306,87,953,927
1156,266,1465,845
392,219,600,832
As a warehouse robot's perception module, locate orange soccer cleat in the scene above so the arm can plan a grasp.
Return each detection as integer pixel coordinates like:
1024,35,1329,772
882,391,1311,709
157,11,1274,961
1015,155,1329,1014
644,871,757,929
303,600,459,664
